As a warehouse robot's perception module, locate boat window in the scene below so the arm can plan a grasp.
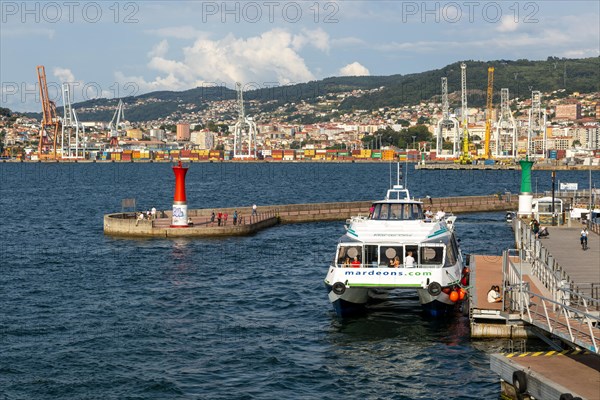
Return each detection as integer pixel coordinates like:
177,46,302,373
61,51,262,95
450,235,460,262
371,204,380,219
389,204,402,220
420,246,444,267
379,204,390,220
364,245,379,267
446,241,457,266
337,245,363,267
380,246,403,267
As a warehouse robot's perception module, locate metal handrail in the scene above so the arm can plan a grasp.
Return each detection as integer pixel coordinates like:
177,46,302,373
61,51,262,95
504,254,599,354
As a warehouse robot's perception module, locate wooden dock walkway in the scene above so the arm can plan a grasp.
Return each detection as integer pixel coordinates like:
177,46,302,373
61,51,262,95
491,351,600,400
541,226,600,290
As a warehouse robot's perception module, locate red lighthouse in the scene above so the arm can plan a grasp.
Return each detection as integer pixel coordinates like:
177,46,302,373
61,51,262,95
171,161,189,227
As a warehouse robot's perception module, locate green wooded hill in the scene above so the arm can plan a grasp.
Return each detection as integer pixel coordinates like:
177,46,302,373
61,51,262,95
22,56,599,122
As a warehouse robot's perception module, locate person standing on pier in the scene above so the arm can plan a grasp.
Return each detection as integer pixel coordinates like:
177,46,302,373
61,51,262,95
210,211,215,225
223,213,228,226
217,211,222,226
233,210,238,225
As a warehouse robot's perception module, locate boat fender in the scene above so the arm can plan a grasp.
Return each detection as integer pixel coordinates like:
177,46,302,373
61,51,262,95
512,370,527,394
332,282,346,296
559,394,574,400
427,282,442,296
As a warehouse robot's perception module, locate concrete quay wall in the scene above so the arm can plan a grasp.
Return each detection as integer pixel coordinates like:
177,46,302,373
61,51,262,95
104,194,517,238
103,213,278,238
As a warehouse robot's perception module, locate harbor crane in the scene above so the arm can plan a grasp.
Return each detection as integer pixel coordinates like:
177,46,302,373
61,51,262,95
457,63,472,164
495,88,517,158
108,99,126,147
37,65,61,159
61,83,86,159
527,90,546,158
483,66,494,160
435,77,460,158
232,82,257,159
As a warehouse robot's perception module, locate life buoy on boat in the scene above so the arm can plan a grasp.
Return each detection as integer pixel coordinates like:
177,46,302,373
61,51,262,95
427,282,442,296
332,282,346,295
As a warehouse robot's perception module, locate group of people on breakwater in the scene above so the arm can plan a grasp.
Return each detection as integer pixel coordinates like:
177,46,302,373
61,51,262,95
135,207,158,225
209,204,258,227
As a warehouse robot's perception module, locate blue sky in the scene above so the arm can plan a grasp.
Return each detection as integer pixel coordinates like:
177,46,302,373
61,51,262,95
2,1,599,111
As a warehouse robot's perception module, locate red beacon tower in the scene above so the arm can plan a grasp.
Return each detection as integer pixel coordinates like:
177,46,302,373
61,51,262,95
171,161,189,227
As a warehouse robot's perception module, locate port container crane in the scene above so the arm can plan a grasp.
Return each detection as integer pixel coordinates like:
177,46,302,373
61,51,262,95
37,65,60,159
483,67,494,160
457,63,472,164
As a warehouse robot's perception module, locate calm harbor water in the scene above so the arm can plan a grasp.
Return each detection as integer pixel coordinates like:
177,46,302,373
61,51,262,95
0,163,597,399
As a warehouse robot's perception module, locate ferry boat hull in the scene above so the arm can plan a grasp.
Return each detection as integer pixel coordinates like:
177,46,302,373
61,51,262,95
325,283,459,317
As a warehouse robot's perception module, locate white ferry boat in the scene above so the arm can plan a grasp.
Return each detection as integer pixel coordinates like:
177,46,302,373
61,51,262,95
324,184,469,317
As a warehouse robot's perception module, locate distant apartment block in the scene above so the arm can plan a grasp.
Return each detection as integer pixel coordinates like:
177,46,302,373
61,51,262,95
555,103,581,120
176,123,191,141
190,130,214,149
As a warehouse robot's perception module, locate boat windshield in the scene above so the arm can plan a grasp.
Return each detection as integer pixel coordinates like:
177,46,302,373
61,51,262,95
370,202,423,220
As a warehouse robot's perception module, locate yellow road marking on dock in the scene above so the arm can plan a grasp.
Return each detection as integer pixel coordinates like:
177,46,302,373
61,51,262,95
504,349,588,358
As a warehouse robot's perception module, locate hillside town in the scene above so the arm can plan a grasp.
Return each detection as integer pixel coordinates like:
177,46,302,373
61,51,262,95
1,86,599,164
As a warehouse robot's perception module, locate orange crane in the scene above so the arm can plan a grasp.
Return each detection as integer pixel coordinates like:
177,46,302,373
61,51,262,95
37,65,60,159
484,66,495,159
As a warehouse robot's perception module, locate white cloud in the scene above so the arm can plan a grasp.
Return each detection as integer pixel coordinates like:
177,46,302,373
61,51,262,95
497,16,519,32
292,28,331,52
2,27,55,39
117,28,325,92
148,39,169,58
339,62,370,76
145,26,210,40
53,67,76,83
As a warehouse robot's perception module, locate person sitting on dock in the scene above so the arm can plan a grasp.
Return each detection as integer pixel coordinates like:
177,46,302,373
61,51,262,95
404,251,415,267
351,257,361,268
187,217,194,227
487,285,502,303
135,212,144,226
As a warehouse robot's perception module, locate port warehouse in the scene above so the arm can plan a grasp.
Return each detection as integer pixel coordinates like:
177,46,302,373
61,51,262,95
15,147,596,162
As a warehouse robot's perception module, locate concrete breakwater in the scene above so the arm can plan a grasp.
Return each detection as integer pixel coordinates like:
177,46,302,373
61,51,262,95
103,194,518,238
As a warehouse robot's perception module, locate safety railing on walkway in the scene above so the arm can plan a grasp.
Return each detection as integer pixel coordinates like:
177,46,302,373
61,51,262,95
503,250,600,354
